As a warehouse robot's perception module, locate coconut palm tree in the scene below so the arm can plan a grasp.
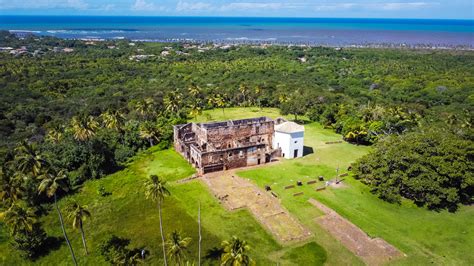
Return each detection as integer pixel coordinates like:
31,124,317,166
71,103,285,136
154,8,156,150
254,85,263,109
67,202,91,255
71,115,99,142
100,110,125,132
209,94,226,118
3,203,35,235
0,167,23,206
278,94,289,104
238,84,248,106
144,175,170,266
188,85,201,98
220,236,254,266
37,169,77,266
14,141,47,177
166,230,192,266
189,102,202,120
128,252,143,265
135,98,155,120
46,127,64,144
198,202,201,266
164,91,183,114
139,122,160,147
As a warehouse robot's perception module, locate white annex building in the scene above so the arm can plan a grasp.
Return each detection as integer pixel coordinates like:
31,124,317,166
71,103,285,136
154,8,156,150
273,121,305,159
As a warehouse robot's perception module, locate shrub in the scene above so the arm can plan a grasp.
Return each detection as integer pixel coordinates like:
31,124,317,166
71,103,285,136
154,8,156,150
11,223,48,260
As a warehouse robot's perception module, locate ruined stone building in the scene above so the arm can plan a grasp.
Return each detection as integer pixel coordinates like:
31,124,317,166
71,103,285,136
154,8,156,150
174,117,280,174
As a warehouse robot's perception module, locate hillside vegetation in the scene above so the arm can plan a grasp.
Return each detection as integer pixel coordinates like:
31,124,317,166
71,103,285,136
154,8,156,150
0,31,473,264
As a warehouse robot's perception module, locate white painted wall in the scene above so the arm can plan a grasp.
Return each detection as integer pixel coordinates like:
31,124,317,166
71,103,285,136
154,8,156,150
273,131,304,159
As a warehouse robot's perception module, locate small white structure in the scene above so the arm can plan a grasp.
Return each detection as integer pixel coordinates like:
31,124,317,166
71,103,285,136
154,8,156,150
273,121,304,159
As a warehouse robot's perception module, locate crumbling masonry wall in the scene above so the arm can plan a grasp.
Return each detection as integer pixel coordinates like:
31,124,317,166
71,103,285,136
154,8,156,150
174,117,277,174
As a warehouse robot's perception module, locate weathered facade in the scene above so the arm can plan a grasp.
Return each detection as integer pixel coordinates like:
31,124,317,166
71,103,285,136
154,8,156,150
174,117,280,174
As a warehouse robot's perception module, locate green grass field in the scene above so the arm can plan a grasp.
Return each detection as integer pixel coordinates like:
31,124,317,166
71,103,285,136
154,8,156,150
233,110,474,265
1,107,472,265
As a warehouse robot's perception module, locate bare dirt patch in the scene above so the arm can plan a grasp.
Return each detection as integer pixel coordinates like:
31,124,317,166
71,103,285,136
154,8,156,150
201,169,311,243
308,198,402,265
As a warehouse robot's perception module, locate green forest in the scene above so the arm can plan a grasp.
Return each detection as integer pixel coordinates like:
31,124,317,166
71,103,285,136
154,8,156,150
0,30,473,263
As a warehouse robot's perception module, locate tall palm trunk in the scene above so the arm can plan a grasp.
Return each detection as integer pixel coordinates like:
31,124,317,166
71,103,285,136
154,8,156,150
79,220,89,255
198,202,202,266
158,200,168,266
55,194,78,266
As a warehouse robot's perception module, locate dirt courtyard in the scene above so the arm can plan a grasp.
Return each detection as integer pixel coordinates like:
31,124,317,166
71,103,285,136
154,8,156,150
201,169,311,243
308,198,403,265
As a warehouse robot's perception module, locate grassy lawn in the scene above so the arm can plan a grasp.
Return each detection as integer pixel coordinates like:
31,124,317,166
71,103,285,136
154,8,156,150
0,147,285,265
231,109,474,265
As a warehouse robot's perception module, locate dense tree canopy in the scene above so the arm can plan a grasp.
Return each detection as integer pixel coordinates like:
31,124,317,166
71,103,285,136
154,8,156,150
354,129,473,211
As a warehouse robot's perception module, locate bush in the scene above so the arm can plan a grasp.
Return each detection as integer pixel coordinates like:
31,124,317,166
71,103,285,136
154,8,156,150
11,223,48,260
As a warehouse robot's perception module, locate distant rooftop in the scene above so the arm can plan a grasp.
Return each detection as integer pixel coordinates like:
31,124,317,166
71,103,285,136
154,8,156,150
275,121,304,133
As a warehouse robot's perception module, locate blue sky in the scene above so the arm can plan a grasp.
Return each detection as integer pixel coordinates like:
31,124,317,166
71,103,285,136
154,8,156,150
0,0,473,19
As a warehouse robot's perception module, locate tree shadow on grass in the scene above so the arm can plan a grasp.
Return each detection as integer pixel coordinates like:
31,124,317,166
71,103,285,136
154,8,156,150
31,236,63,261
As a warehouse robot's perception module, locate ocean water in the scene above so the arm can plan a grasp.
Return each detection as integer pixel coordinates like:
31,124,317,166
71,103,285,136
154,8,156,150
1,16,473,46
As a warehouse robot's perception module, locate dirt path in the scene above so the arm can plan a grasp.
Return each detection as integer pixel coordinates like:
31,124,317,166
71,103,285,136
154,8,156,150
308,198,403,266
201,169,311,243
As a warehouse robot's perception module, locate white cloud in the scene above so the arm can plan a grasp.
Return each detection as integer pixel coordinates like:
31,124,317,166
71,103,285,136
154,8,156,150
312,2,433,11
176,1,213,11
66,0,89,10
174,2,435,13
131,0,165,11
220,2,283,11
0,0,89,10
378,2,432,10
100,4,116,11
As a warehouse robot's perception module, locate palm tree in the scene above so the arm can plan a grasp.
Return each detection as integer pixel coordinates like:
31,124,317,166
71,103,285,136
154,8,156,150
46,127,64,144
100,110,125,132
128,252,143,265
198,202,201,266
254,85,263,109
71,115,99,142
139,122,160,147
144,175,170,266
135,98,155,120
188,85,201,98
164,91,183,115
14,141,47,177
4,203,35,235
189,101,202,120
278,94,289,104
220,236,254,266
0,167,23,206
37,169,78,266
67,202,91,255
166,230,192,265
209,94,226,118
238,84,248,106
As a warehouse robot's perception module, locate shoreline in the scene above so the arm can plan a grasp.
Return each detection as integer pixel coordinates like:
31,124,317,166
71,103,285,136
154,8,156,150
5,30,474,51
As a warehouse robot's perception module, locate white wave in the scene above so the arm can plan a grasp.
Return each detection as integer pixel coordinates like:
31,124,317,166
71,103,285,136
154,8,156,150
9,30,41,33
226,37,277,41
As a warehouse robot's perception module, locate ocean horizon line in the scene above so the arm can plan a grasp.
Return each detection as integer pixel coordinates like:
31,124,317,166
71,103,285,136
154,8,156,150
1,15,473,22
